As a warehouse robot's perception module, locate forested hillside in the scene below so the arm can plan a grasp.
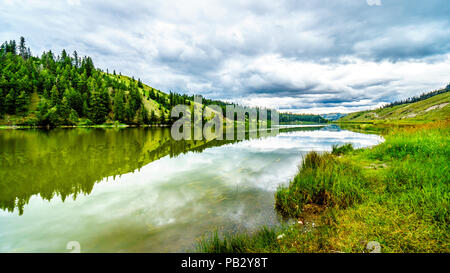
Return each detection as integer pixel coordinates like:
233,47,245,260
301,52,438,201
0,37,193,127
279,113,328,124
1,37,332,127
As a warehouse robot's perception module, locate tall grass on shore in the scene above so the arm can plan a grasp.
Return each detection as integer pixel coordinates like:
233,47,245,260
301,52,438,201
196,227,280,253
275,150,369,217
196,120,450,253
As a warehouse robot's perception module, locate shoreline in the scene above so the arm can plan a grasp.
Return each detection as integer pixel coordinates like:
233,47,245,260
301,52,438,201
0,124,171,130
0,122,329,130
196,120,449,253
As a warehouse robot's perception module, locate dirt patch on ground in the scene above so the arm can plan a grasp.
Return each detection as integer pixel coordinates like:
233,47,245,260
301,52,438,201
426,102,449,112
296,204,326,227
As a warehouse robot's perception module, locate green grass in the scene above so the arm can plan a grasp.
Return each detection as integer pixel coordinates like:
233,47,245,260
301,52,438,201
275,151,369,218
105,73,169,117
195,227,280,253
331,143,354,155
196,120,450,253
338,91,450,124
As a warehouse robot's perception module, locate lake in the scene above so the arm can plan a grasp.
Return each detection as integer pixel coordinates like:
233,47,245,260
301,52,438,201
0,125,383,252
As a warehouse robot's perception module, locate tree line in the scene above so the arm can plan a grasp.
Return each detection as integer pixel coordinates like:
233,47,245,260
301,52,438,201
382,84,450,109
1,37,328,127
0,37,177,126
279,113,328,123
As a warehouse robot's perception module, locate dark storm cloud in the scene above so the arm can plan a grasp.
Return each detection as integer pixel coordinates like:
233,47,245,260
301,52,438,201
1,0,449,113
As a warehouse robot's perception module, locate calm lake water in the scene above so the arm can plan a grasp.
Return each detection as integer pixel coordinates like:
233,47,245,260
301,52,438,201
0,125,382,252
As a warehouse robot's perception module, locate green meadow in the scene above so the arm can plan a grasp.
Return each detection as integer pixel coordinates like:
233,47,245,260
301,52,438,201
197,120,450,253
338,90,450,124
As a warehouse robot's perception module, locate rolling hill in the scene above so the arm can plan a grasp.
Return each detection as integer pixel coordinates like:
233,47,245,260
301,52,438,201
337,89,450,123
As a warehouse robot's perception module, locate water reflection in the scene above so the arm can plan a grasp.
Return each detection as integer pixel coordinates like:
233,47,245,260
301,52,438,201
0,126,325,215
0,128,226,214
0,125,382,252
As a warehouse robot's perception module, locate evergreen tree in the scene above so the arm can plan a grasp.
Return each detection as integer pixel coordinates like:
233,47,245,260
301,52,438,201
100,86,111,113
150,110,156,124
50,85,60,106
113,89,125,122
59,96,72,123
15,91,28,113
0,37,203,126
65,88,83,116
19,37,27,59
83,57,95,77
36,99,50,125
5,89,16,114
89,88,109,124
73,50,79,68
0,88,4,115
124,100,133,123
139,104,149,124
9,40,17,55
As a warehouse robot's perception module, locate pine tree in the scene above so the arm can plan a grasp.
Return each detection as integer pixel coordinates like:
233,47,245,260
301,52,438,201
0,37,164,126
89,89,106,124
0,88,4,115
19,37,27,59
139,104,149,124
65,88,83,116
36,99,50,125
73,50,79,68
5,89,16,114
100,87,110,113
88,87,109,124
84,57,95,77
113,89,125,122
15,91,28,113
9,40,17,55
124,100,134,123
59,96,71,122
50,85,60,106
150,110,156,124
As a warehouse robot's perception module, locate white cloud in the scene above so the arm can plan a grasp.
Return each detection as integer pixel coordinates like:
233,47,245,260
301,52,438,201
367,0,381,6
0,0,448,114
67,0,81,6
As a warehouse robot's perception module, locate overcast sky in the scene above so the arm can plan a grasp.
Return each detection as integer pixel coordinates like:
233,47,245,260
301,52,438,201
1,0,449,113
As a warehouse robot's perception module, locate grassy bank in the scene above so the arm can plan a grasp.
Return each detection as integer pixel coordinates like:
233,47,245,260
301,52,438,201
337,90,449,124
197,120,450,253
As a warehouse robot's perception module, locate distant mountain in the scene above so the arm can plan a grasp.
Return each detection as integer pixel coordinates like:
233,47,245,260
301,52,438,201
320,113,348,121
337,87,450,123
